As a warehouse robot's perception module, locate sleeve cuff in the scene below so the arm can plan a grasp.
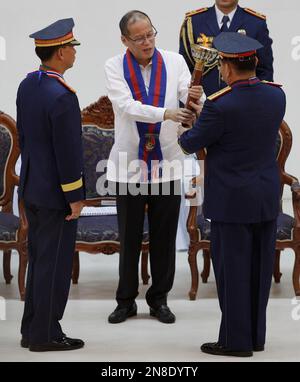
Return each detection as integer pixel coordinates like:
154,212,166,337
178,138,191,155
158,108,167,122
61,178,83,192
64,188,85,204
61,177,85,203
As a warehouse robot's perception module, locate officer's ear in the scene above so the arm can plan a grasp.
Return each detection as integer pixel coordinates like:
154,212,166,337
222,60,230,78
56,47,65,61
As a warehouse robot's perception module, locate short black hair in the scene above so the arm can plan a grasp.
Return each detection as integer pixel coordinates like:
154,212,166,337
35,45,60,61
223,55,257,73
119,10,152,36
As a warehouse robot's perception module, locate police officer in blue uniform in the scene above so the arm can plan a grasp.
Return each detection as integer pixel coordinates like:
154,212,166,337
179,33,286,357
179,0,274,96
17,18,85,352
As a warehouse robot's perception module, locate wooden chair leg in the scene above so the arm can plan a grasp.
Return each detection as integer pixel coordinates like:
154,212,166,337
201,249,211,283
188,246,199,300
273,250,282,283
3,250,13,284
292,247,300,296
72,251,80,284
18,246,28,301
141,251,150,285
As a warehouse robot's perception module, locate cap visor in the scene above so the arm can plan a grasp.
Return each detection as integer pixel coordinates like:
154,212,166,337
69,39,80,46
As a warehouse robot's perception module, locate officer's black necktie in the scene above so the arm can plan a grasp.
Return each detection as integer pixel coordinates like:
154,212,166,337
220,15,230,32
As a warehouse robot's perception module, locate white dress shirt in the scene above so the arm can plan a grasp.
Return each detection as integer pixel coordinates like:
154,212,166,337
104,49,191,183
215,6,237,29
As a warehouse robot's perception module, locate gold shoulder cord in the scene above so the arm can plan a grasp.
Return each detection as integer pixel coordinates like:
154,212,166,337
185,13,218,76
188,17,217,76
203,60,218,76
186,17,195,67
181,20,194,67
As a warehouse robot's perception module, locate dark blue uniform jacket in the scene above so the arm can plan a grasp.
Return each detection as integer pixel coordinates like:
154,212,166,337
179,79,286,223
179,5,274,95
17,71,84,209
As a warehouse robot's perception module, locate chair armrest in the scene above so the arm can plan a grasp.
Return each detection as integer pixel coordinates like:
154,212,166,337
291,181,300,232
291,181,300,193
13,174,19,187
282,172,298,187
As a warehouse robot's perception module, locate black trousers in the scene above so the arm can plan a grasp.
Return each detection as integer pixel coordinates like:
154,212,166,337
210,220,277,351
114,181,181,308
21,201,77,344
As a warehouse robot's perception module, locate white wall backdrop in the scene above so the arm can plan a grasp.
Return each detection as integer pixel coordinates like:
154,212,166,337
0,0,299,191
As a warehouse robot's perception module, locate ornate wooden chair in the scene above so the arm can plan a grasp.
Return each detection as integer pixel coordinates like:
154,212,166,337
0,111,28,300
72,97,150,285
186,121,300,300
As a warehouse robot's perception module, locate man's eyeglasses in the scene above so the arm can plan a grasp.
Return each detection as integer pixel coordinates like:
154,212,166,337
127,27,158,45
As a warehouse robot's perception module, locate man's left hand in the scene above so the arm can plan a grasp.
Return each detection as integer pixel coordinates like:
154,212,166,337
188,85,203,101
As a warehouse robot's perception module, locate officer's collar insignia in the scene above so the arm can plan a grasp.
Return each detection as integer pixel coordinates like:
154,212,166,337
231,77,260,88
207,86,232,101
40,67,64,79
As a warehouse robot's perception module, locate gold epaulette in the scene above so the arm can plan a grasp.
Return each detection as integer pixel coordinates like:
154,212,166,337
185,7,208,18
262,80,282,88
47,72,77,93
57,78,76,93
208,86,232,101
243,8,266,20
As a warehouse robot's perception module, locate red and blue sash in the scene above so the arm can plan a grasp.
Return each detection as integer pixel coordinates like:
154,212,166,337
123,48,167,181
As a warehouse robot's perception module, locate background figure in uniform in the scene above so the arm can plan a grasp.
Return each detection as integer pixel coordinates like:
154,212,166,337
17,18,85,352
105,10,202,324
179,0,274,96
179,33,286,357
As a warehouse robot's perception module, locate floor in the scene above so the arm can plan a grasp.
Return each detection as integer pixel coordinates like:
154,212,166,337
0,200,299,362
